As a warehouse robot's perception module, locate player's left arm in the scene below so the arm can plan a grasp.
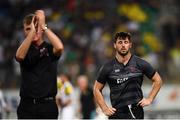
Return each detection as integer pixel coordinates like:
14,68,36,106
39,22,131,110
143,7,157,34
139,72,162,107
35,10,64,56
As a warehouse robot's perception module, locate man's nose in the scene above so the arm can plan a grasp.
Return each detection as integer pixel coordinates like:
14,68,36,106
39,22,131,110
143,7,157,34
122,42,125,46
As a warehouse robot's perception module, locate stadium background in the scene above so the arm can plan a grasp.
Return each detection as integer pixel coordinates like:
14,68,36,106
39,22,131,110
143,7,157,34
0,0,179,119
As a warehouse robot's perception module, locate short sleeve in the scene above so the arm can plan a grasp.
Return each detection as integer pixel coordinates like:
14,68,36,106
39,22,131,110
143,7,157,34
96,65,109,84
48,44,61,61
139,59,156,79
17,46,40,66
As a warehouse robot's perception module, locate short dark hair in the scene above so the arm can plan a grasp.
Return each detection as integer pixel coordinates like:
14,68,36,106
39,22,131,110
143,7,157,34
23,13,35,25
114,32,132,43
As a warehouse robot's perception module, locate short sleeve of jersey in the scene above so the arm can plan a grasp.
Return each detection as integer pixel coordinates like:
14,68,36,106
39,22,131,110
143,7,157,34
138,59,156,79
96,65,109,84
17,46,40,66
48,44,61,61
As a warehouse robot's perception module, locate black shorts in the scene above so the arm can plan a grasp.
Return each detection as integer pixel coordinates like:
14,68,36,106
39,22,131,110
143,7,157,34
17,97,58,119
109,103,144,119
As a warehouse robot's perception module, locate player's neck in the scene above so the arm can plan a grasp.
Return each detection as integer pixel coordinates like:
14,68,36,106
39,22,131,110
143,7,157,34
115,52,132,65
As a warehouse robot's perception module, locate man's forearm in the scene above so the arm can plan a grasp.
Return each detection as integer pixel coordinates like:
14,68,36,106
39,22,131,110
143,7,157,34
147,80,162,101
16,31,34,61
94,88,108,111
147,72,162,101
44,28,64,54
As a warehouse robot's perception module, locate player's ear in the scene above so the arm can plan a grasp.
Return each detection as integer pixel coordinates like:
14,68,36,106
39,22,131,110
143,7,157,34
129,42,132,48
113,43,116,49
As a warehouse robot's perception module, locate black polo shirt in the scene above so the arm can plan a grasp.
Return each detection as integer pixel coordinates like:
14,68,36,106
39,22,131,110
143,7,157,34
96,55,156,109
16,41,60,98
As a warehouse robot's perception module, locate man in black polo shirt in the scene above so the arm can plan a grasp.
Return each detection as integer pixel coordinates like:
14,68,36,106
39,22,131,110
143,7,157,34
15,10,64,119
93,32,162,119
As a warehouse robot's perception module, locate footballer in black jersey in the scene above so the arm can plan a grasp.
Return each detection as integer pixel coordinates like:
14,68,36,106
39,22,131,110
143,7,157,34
94,32,162,119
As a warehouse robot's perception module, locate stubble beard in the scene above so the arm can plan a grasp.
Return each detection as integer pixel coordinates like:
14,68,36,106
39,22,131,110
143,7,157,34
117,49,129,57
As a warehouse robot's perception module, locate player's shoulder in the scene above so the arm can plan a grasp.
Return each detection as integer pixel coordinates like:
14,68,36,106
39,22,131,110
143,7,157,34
103,58,116,67
133,55,151,68
133,55,147,63
98,59,115,72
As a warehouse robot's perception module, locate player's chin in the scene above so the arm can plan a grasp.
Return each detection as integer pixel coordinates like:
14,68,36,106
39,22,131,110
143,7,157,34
121,50,128,54
32,38,40,43
118,51,128,56
32,38,38,41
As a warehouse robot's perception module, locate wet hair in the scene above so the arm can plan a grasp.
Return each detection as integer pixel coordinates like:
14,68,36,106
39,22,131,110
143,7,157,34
23,13,35,25
114,32,132,43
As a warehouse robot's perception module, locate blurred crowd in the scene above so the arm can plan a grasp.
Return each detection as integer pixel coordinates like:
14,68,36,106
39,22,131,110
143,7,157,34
56,73,97,119
0,0,180,119
0,0,180,89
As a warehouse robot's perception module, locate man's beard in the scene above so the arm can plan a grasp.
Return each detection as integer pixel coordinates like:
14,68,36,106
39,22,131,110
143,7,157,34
117,50,129,56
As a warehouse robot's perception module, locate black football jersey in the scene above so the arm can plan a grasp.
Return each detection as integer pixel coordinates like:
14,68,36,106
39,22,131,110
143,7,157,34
96,55,156,108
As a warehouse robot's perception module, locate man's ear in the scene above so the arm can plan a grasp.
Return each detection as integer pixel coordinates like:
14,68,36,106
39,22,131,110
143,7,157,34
130,42,132,48
113,43,116,49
